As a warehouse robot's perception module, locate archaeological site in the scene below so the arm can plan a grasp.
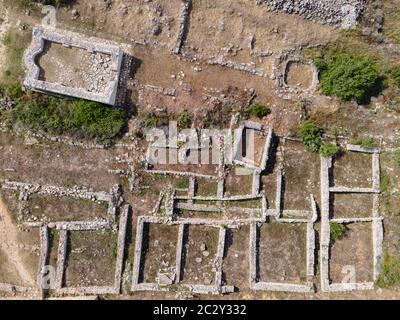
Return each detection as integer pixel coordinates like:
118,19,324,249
0,0,399,304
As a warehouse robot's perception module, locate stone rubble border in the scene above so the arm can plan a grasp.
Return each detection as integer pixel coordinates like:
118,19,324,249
319,144,383,292
23,27,123,105
131,215,235,295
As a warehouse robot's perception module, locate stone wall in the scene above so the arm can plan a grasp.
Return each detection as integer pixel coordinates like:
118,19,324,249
319,145,384,292
24,27,123,106
257,0,365,29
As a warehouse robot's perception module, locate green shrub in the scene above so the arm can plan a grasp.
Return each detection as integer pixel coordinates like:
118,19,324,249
355,137,377,150
143,112,169,128
69,100,126,142
391,66,400,88
4,90,126,143
4,84,23,100
244,103,270,119
299,120,323,153
395,150,400,166
330,222,346,241
5,0,71,8
376,252,400,288
320,143,341,158
313,58,328,73
318,53,382,103
176,110,192,128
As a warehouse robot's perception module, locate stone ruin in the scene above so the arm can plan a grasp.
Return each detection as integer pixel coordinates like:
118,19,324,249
23,27,123,106
132,216,233,295
138,122,384,294
0,127,385,298
319,144,383,292
0,180,127,298
256,0,366,29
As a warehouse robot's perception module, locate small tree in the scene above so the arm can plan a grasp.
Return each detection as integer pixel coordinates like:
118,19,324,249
318,53,381,103
299,120,323,153
376,252,400,289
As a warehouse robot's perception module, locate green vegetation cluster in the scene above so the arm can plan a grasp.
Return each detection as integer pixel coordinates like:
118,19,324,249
329,222,346,242
299,120,341,158
0,85,126,144
6,0,71,8
244,103,270,119
176,110,193,128
354,137,377,150
395,150,400,166
314,52,382,104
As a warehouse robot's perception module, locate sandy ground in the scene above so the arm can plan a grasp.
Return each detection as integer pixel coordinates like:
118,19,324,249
0,7,10,72
0,196,35,286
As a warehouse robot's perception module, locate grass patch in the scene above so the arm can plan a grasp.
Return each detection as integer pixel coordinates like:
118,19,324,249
1,26,32,85
395,150,400,167
142,111,169,128
376,252,400,289
244,103,270,119
176,178,189,189
354,137,377,150
176,110,192,129
380,170,392,193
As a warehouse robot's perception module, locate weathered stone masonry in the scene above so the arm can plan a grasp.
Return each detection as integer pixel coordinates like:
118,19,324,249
24,27,123,105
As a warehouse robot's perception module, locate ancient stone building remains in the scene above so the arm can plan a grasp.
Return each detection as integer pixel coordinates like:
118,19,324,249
0,132,384,297
257,0,366,29
319,144,383,292
23,27,123,105
0,181,126,297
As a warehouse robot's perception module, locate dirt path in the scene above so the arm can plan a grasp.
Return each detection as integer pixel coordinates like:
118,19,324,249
0,196,35,286
0,6,10,74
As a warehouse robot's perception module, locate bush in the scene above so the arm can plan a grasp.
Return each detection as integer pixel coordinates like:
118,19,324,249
395,150,400,166
330,222,346,241
317,53,382,103
69,100,126,142
4,90,126,143
244,103,270,119
5,84,23,100
314,58,328,73
355,137,377,150
143,116,158,128
2,27,32,84
299,120,323,153
376,252,400,289
320,143,341,158
143,112,169,128
176,110,192,128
